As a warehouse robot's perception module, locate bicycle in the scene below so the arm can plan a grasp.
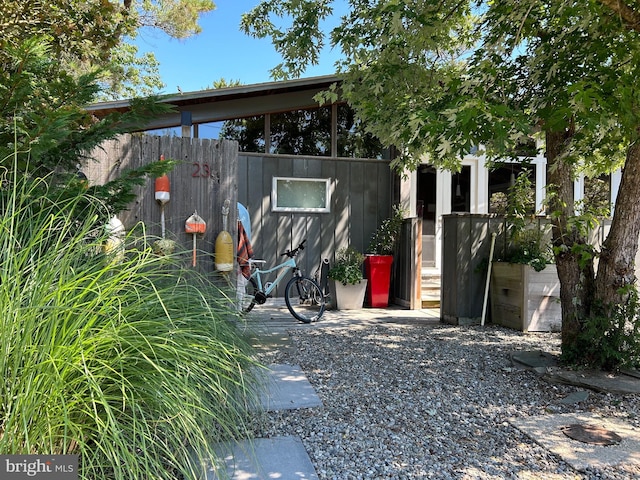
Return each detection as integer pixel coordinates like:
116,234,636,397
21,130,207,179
239,239,326,323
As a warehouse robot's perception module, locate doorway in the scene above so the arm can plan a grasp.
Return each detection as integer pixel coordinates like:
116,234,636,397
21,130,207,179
417,165,437,267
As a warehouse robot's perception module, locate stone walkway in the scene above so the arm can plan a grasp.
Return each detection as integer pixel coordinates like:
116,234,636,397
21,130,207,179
207,301,640,479
208,302,439,479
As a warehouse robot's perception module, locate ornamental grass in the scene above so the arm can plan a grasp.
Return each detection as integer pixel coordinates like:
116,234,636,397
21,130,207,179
0,172,261,479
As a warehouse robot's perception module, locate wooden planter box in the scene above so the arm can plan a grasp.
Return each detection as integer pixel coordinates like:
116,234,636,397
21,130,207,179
490,262,561,332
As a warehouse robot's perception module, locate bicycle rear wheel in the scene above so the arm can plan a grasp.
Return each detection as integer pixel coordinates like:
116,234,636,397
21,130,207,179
284,276,325,323
240,277,258,313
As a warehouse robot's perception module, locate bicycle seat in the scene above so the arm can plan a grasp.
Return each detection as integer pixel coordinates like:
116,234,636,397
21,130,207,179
249,259,266,264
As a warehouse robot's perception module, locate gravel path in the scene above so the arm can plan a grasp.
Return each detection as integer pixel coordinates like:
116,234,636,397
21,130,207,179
252,321,640,479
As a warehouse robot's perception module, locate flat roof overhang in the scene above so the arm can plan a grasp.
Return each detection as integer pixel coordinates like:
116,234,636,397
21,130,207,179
86,75,342,131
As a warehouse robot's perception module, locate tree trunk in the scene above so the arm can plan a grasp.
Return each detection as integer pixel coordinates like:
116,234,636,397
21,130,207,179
594,140,640,307
546,129,595,353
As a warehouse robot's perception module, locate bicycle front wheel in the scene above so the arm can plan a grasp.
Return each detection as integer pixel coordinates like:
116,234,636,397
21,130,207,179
284,276,325,323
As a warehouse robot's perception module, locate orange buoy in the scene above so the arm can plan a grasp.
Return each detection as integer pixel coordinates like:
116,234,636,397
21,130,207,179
185,211,207,267
155,155,170,238
154,155,170,204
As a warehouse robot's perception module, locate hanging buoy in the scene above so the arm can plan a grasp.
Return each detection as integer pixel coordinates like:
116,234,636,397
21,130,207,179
185,211,206,267
155,155,170,239
103,215,125,262
215,199,234,272
154,155,170,203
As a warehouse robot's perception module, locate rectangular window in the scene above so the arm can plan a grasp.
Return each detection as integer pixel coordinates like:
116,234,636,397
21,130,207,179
272,177,331,212
269,108,331,156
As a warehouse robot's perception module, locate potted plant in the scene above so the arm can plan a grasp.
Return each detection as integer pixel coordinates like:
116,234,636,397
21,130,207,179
365,204,406,307
490,171,560,332
328,247,367,310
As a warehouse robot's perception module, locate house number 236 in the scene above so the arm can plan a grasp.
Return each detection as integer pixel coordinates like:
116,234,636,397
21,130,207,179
192,162,212,178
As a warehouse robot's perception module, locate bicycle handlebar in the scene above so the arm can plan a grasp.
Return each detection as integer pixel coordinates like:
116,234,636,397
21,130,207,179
281,239,306,258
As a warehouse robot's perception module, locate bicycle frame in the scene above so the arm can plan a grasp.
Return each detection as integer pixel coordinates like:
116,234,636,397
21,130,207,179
241,239,325,323
249,257,298,297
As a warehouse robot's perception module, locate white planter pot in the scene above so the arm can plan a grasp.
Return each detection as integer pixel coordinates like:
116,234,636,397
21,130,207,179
333,280,368,310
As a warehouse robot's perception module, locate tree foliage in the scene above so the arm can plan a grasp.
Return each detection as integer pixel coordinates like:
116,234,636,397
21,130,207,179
0,36,173,215
0,0,216,100
243,0,640,368
0,0,214,209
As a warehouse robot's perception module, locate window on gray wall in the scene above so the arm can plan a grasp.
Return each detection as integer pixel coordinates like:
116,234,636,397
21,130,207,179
272,177,331,212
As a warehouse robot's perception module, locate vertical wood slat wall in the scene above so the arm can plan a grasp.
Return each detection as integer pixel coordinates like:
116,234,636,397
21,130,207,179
86,134,238,275
238,153,393,297
86,137,413,303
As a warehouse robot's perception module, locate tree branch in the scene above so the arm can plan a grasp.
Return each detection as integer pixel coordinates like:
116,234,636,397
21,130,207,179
597,0,640,33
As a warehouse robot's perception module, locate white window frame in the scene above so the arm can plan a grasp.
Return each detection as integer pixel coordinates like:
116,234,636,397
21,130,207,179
272,177,332,213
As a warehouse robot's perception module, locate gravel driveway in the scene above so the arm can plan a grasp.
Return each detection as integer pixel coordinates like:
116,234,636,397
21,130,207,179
251,321,640,479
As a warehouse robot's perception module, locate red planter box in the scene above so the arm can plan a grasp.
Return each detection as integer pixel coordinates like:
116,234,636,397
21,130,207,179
364,255,393,307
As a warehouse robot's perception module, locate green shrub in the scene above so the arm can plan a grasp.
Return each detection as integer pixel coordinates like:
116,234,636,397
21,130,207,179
328,247,365,285
498,171,553,271
0,174,261,479
367,204,406,255
564,287,640,371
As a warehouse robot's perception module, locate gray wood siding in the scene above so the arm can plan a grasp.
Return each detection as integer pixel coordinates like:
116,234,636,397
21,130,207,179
238,153,393,296
85,138,412,302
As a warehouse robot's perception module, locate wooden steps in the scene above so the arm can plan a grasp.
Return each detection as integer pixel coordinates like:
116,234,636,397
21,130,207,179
421,268,441,308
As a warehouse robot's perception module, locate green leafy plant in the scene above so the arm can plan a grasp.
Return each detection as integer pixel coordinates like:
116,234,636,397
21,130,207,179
564,286,640,371
0,171,261,479
1,38,174,216
498,171,553,271
367,204,406,255
328,247,365,285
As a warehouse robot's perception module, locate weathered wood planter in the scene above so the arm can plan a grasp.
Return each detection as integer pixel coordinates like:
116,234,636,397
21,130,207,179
490,262,561,332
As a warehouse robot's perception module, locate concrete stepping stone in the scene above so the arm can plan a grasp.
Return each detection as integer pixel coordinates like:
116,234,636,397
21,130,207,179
543,368,640,394
204,365,322,478
510,412,640,472
209,436,319,480
259,364,322,411
510,350,558,369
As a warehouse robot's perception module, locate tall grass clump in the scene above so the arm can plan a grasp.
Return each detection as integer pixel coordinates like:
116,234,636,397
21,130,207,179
0,171,262,479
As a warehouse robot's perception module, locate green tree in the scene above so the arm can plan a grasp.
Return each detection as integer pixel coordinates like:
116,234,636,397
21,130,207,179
0,0,216,100
100,0,218,99
242,0,640,367
0,0,216,205
0,37,172,213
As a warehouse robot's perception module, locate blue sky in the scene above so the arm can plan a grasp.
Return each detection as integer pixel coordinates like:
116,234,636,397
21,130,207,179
134,1,345,95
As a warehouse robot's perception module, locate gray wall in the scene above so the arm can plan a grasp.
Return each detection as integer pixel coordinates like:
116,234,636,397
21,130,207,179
238,153,393,293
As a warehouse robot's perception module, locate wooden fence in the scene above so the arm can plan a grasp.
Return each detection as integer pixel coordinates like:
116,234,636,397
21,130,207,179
86,137,424,306
86,134,238,275
393,217,423,309
440,213,640,324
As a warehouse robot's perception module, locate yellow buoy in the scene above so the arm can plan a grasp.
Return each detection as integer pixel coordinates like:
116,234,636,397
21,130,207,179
215,199,234,272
